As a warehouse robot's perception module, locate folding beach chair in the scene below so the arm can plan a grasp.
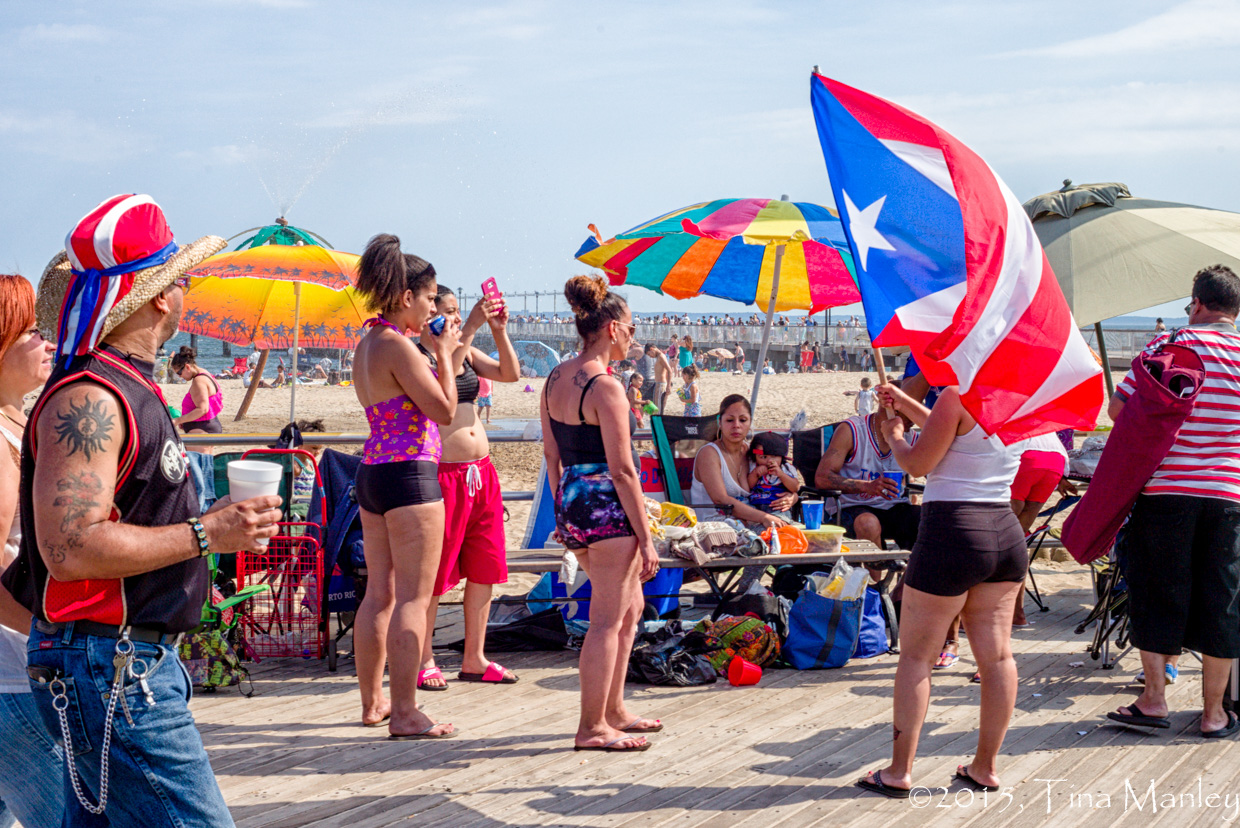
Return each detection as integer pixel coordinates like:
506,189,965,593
789,423,844,524
1023,491,1082,612
315,448,366,672
648,414,719,505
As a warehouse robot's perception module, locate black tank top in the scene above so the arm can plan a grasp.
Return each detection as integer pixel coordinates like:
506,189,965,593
547,373,637,466
417,344,480,404
2,345,206,633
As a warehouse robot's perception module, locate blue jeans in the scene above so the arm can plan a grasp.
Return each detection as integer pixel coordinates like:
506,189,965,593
26,624,235,828
0,691,65,828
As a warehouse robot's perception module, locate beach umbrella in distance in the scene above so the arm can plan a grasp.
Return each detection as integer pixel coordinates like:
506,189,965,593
575,197,860,414
182,220,366,421
1025,181,1240,395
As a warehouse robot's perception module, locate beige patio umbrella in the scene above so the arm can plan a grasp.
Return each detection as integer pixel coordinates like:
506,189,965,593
1024,181,1240,395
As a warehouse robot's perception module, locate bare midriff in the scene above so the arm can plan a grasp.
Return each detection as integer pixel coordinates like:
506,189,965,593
439,400,490,463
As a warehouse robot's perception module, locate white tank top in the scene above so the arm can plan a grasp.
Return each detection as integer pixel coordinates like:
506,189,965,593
922,424,1021,504
838,414,917,511
689,442,749,521
0,426,30,694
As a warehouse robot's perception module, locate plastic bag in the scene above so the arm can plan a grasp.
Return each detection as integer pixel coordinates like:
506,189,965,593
761,525,808,556
626,622,721,686
811,559,868,601
660,502,697,528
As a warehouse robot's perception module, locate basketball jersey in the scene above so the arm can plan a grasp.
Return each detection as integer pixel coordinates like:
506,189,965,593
3,345,207,633
837,414,917,511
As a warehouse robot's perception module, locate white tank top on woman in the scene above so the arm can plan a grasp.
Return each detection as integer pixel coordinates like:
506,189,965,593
0,427,30,694
922,424,1021,504
689,442,749,521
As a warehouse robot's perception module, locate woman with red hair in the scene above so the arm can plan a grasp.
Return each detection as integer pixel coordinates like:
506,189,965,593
0,274,64,826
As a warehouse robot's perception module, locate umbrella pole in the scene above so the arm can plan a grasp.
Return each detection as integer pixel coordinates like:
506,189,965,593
290,282,301,423
235,349,268,421
749,242,785,418
1094,321,1115,399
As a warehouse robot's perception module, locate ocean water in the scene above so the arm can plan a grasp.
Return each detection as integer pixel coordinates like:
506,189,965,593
162,332,342,376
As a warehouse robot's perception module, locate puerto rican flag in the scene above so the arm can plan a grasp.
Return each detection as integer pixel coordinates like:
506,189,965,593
810,73,1103,443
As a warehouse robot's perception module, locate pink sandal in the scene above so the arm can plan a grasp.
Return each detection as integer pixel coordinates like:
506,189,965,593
457,662,519,684
417,667,448,691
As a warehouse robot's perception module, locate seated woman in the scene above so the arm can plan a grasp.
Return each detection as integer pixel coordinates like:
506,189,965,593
688,394,793,530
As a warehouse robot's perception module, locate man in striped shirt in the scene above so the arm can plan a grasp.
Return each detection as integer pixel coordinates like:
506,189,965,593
1107,264,1240,738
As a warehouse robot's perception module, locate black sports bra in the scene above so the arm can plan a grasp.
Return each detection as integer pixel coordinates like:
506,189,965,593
547,372,637,466
417,344,480,404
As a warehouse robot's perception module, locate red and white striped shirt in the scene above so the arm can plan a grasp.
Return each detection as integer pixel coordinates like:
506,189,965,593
1117,323,1240,502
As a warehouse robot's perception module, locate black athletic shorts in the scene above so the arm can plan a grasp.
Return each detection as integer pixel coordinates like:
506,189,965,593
902,501,1027,597
181,417,223,434
839,501,922,552
355,460,442,513
1122,494,1240,659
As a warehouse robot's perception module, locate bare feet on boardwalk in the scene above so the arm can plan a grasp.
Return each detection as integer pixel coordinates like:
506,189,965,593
361,699,392,727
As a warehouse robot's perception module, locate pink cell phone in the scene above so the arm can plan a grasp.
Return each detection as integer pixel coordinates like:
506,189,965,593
481,277,501,302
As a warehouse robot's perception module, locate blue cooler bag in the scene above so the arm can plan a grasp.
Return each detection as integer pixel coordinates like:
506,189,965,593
852,587,889,659
784,584,863,670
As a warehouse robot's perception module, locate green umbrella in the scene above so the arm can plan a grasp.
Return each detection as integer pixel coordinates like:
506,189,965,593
1025,181,1240,394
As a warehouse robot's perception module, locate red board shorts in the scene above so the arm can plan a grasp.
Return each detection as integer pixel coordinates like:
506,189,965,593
1010,450,1064,504
434,455,508,596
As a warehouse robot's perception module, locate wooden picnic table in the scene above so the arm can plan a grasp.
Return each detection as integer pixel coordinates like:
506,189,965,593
506,539,911,647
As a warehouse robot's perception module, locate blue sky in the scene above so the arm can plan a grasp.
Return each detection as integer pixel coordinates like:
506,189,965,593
2,0,1237,318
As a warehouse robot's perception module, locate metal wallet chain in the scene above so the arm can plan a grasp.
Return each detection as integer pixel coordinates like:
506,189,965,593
49,631,136,815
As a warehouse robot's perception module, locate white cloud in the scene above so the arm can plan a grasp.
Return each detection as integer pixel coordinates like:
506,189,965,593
899,81,1240,163
1004,0,1240,58
446,0,550,41
18,23,109,44
0,109,151,162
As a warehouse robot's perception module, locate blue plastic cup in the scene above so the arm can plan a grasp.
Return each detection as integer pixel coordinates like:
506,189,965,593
801,500,824,530
881,471,904,499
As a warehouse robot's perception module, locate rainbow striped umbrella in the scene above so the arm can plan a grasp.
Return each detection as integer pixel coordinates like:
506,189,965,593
575,197,860,411
574,197,859,313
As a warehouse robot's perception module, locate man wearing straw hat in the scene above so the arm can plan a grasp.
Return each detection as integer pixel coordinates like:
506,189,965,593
2,195,282,826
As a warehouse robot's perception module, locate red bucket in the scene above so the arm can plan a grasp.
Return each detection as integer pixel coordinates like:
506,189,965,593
728,656,762,687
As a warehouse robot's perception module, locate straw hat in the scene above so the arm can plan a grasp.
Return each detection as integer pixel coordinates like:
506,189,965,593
36,194,225,355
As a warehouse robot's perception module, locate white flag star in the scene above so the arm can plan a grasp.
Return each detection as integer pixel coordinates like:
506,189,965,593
842,191,895,270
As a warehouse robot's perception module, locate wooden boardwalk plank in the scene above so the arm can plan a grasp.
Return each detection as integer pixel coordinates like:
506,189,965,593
197,568,1240,828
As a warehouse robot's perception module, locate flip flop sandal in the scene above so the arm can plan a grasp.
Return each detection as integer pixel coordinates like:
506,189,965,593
362,713,391,728
954,765,999,792
934,652,960,670
620,718,664,733
856,769,910,799
1202,710,1240,739
574,736,651,752
458,662,519,684
417,667,449,691
388,724,457,741
1107,700,1171,729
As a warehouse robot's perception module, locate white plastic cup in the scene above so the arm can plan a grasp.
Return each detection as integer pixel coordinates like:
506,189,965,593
227,460,282,547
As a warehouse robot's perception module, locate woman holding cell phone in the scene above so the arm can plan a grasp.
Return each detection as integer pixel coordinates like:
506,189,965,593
351,234,461,740
856,382,1024,798
414,284,520,691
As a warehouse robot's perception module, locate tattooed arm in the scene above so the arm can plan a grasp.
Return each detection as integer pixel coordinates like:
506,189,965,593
32,382,282,581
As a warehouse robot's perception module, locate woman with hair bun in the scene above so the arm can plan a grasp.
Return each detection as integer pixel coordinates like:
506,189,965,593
351,234,461,739
170,345,224,433
541,274,660,752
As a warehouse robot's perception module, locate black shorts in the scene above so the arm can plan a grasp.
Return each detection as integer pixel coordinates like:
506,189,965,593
902,502,1027,597
355,460,442,513
839,502,921,551
181,417,222,434
1123,494,1240,659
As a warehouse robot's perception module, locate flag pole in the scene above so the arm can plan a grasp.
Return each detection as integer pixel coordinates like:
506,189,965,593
872,345,895,419
749,242,785,418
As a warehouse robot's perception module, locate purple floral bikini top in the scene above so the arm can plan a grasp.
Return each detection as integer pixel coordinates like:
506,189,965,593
360,317,442,466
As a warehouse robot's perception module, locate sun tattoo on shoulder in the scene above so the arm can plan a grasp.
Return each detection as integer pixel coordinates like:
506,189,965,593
54,397,115,461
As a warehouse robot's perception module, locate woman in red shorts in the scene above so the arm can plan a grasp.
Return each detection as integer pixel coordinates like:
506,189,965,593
416,286,521,689
1010,431,1070,532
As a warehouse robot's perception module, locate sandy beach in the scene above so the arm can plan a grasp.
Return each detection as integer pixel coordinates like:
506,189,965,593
158,368,1124,551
